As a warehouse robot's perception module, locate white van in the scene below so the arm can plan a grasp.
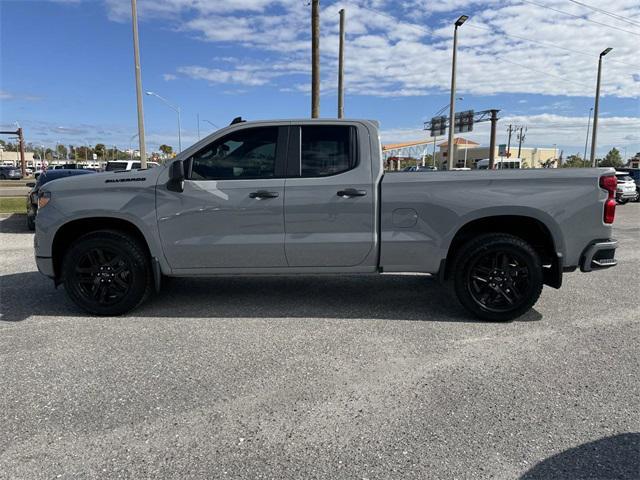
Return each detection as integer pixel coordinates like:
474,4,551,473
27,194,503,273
105,160,160,171
477,158,522,170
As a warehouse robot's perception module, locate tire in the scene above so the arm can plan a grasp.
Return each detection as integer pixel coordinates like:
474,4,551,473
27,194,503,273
61,230,152,316
26,215,35,231
452,233,543,322
616,198,628,205
632,190,640,203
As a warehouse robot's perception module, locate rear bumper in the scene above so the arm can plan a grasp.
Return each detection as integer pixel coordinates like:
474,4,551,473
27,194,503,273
580,239,617,272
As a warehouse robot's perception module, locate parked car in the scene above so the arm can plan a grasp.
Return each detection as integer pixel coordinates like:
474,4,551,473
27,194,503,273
25,169,94,230
105,160,159,171
34,119,618,321
404,165,438,172
614,171,637,205
616,168,640,202
0,166,23,180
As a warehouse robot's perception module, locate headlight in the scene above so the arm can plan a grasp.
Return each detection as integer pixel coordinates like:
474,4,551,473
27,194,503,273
38,191,51,209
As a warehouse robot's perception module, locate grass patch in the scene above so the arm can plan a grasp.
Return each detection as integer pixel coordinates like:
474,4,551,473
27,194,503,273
0,197,26,214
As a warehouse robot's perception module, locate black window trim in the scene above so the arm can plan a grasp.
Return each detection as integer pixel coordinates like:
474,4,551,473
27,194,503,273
286,124,359,179
185,125,289,181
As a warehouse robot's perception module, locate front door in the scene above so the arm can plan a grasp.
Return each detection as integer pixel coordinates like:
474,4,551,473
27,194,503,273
157,125,288,270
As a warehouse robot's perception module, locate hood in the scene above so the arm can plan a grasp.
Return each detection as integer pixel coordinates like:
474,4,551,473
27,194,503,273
41,165,166,194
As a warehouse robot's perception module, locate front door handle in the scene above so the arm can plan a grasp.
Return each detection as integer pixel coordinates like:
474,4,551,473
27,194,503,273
337,188,367,197
249,190,279,199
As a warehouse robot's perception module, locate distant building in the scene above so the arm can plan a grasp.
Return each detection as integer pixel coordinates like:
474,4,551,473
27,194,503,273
435,137,558,169
0,150,36,167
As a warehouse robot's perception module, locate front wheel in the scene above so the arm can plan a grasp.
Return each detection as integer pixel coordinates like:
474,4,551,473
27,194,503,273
452,234,543,322
62,230,151,316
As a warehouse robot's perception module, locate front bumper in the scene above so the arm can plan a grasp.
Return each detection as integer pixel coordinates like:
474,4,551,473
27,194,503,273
580,239,618,272
617,191,636,199
36,256,55,278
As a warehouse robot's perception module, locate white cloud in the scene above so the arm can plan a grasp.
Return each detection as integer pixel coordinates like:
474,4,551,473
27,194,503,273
104,0,640,99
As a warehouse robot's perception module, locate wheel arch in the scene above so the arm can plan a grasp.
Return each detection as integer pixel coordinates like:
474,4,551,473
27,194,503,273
51,217,154,283
441,214,563,288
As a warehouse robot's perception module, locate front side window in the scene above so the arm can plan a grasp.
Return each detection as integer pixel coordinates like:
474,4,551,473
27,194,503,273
190,127,278,180
300,125,356,177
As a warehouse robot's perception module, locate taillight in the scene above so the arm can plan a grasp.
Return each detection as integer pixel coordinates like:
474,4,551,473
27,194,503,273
599,175,616,224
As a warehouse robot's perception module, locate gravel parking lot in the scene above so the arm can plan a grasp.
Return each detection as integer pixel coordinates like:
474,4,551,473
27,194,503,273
1,205,639,479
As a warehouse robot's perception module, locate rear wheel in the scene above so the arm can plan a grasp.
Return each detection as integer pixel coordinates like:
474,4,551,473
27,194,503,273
62,230,151,316
452,234,543,322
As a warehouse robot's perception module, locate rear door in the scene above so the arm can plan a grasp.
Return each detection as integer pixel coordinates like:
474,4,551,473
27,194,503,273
157,125,289,270
283,123,376,267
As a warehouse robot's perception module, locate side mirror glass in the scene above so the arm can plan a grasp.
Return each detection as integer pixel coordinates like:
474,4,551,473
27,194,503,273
167,160,185,192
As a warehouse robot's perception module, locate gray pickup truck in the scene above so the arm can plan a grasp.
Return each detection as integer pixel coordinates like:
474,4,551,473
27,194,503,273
34,119,619,321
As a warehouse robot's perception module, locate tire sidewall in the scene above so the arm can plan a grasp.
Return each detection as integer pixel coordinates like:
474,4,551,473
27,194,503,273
62,232,150,316
453,235,543,322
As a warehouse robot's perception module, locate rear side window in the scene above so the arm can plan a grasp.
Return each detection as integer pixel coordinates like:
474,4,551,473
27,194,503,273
300,125,357,177
190,127,279,180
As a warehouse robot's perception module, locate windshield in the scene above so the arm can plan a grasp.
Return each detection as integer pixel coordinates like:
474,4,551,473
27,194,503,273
105,162,129,171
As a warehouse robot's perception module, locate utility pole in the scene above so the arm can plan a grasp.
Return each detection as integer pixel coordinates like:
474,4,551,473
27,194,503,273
517,126,526,158
488,109,498,170
0,128,26,176
311,0,320,118
130,0,147,168
583,107,593,167
590,47,612,167
446,15,468,170
337,8,345,119
18,129,26,177
506,124,514,157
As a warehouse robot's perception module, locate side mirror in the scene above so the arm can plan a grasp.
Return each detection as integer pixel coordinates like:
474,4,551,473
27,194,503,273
26,182,36,188
167,160,185,193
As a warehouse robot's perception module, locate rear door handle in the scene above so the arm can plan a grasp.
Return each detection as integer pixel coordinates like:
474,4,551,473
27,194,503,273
337,188,367,197
249,190,279,199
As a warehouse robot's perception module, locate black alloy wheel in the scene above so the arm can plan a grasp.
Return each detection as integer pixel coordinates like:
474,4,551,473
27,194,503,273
62,230,151,315
467,250,531,313
74,247,133,306
452,233,543,322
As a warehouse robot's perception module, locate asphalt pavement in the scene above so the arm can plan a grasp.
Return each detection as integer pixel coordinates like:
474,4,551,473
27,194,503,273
1,205,639,479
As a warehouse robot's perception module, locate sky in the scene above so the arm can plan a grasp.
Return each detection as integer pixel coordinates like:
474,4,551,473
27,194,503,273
1,0,639,158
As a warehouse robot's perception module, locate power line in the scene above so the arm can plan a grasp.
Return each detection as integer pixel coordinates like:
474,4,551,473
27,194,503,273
566,0,640,28
466,22,640,69
358,4,640,69
492,56,594,90
519,0,640,37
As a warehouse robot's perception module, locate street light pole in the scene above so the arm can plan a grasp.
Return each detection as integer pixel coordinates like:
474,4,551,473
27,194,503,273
146,91,182,153
583,107,593,167
130,0,147,168
590,47,612,167
447,15,468,171
337,8,345,119
311,0,320,118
